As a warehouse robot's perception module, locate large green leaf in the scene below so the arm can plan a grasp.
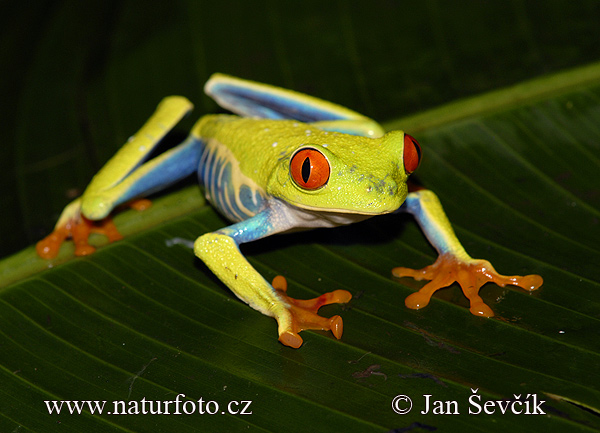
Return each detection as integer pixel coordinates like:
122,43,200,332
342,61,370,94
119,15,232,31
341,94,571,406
4,0,600,258
2,2,600,432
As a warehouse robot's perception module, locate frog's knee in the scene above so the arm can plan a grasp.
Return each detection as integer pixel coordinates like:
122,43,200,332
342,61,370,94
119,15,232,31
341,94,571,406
193,233,213,259
81,193,114,220
194,232,233,260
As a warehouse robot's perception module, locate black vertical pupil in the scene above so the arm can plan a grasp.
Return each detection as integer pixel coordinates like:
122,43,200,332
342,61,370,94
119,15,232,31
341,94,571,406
412,139,421,160
301,157,311,183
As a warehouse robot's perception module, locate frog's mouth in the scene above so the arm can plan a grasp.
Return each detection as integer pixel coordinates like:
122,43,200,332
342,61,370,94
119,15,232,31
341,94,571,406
285,195,403,215
282,210,375,232
281,183,407,217
273,197,387,231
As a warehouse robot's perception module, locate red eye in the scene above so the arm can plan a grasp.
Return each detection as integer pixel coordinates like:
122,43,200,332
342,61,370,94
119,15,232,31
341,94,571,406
403,134,421,174
290,148,330,190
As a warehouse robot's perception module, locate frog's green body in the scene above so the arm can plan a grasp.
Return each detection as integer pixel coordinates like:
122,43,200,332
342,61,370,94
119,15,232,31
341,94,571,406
38,74,542,348
195,115,408,217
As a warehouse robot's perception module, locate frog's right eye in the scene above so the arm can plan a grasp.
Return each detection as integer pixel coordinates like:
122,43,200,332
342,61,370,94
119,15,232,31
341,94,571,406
290,148,330,190
403,134,421,174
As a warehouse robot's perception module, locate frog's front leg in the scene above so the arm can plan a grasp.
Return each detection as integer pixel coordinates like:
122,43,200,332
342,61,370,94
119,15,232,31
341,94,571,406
393,189,543,317
193,205,352,348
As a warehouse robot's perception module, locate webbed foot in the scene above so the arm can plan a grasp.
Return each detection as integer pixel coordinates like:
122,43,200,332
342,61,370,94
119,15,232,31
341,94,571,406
392,253,543,317
271,276,352,348
36,198,151,259
36,212,122,259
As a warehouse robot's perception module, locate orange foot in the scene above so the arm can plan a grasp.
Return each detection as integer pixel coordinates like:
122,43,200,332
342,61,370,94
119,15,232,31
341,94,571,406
36,215,123,259
272,276,352,348
36,198,151,259
392,253,543,317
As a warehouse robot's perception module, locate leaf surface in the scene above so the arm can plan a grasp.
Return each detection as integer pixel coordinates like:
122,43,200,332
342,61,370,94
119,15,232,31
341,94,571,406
2,2,600,432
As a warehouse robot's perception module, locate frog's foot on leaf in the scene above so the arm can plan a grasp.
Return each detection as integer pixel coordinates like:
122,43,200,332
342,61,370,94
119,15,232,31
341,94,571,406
36,197,150,259
127,198,152,211
392,253,543,317
271,276,352,348
36,213,123,259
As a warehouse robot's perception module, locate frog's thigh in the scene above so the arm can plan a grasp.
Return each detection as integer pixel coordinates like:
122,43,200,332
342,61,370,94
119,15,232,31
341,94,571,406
193,232,293,333
205,73,383,138
81,134,203,220
81,96,194,217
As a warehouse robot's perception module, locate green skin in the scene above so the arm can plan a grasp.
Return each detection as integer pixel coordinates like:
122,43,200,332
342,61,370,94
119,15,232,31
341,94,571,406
193,115,408,214
191,116,410,347
41,74,543,348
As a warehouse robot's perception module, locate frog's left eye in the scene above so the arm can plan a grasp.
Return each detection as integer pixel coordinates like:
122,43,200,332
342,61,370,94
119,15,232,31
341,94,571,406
290,148,330,190
403,134,422,174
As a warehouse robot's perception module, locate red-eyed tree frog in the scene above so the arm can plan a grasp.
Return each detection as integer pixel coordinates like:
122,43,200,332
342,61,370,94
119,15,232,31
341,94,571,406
37,74,543,348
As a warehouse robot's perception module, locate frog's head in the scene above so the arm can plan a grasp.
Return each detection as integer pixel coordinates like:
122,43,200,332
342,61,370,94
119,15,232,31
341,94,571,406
267,130,421,215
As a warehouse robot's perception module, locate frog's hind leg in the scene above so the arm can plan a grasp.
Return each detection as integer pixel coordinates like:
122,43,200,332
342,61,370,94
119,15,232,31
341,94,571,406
79,97,201,220
38,97,203,258
205,73,384,137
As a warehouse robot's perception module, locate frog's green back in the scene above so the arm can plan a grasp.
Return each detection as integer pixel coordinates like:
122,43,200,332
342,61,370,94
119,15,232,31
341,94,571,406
193,114,409,216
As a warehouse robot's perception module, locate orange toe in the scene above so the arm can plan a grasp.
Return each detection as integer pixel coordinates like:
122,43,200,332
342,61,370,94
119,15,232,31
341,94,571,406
393,253,543,317
128,198,152,211
36,226,70,259
272,276,352,347
36,196,153,260
37,216,124,259
278,331,303,349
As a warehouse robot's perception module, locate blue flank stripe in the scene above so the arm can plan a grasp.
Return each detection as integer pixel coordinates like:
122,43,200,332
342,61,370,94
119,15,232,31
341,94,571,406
198,143,265,222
